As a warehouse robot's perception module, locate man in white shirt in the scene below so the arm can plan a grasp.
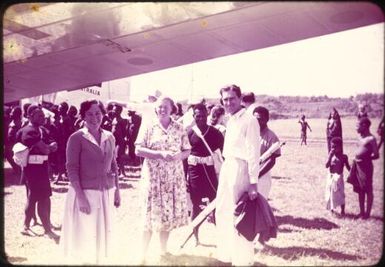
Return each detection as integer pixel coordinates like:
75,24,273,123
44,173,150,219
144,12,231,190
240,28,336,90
215,84,260,266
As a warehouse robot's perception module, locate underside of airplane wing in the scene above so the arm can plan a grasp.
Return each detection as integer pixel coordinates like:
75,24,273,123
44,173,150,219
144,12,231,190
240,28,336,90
3,2,384,103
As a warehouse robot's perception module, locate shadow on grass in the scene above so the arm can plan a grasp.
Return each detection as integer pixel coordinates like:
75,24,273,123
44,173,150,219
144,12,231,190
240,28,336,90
2,191,13,196
261,244,362,261
272,176,291,180
119,183,134,190
52,187,68,193
161,253,266,266
6,256,28,264
277,226,301,233
342,212,384,222
276,215,339,230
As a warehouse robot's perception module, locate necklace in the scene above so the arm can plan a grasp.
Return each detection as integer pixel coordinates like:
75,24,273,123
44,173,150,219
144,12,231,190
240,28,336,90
200,125,210,136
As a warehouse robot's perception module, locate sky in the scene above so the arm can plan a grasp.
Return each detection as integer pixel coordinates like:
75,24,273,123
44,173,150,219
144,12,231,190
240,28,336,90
116,22,384,102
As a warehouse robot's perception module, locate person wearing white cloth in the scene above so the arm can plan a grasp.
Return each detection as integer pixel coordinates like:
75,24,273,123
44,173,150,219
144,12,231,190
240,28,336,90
215,84,260,266
107,88,162,132
60,99,121,265
252,106,281,199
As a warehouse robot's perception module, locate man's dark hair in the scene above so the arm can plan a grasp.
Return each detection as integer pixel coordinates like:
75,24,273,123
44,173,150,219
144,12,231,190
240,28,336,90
219,84,242,98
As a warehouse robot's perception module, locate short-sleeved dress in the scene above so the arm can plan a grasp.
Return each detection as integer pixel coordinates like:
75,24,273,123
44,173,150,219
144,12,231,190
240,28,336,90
136,119,191,232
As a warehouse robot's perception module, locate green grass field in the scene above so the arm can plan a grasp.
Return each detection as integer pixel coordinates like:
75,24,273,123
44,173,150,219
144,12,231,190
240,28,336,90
3,117,383,265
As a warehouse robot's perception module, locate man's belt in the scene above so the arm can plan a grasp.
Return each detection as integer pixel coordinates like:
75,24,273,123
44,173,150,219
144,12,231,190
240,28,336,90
187,155,214,166
28,155,48,164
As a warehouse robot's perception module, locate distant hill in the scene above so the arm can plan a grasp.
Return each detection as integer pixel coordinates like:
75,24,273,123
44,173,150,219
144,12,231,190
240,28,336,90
200,93,384,119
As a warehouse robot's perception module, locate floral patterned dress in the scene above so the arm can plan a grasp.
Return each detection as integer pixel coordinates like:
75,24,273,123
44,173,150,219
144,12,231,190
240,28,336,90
136,119,191,231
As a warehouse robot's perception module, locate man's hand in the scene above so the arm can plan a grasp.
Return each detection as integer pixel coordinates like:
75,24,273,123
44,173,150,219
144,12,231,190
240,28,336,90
248,183,258,200
114,189,121,208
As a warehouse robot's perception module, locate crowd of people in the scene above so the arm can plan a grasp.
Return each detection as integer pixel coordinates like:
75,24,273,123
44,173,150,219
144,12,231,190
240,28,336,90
3,85,383,265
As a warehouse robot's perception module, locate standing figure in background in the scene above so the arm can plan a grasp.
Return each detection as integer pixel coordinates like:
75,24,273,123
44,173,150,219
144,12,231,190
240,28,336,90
6,106,23,174
54,101,70,183
21,103,32,127
60,99,121,264
135,96,191,263
47,106,61,181
16,105,59,241
326,108,343,153
111,104,128,177
348,117,379,219
377,116,384,150
187,103,224,246
108,88,162,132
126,110,142,166
253,106,281,199
357,104,368,119
101,105,115,131
3,106,12,164
67,105,79,133
325,137,350,217
241,92,257,114
172,102,184,121
298,115,312,145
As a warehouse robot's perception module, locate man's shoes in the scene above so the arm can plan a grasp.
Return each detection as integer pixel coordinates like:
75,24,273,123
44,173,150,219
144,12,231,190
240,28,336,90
44,230,60,243
51,223,62,231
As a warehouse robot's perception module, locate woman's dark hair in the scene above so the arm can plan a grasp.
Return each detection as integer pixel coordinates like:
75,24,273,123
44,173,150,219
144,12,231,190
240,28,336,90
27,104,42,118
68,105,78,117
211,105,225,117
10,106,22,118
175,103,184,116
192,103,207,115
79,99,106,119
253,106,269,121
219,84,242,98
242,92,255,104
114,104,123,115
23,103,32,118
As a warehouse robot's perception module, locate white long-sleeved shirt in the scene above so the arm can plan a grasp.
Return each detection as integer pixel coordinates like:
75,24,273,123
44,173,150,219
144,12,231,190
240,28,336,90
222,108,260,184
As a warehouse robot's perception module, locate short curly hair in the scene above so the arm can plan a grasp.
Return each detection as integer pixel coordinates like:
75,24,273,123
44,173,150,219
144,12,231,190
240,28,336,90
79,99,106,119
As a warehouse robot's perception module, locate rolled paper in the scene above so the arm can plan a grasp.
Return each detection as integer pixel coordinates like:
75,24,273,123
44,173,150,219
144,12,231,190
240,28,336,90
259,141,284,163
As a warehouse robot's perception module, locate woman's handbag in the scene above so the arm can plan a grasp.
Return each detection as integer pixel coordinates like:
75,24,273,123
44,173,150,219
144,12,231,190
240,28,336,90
192,126,223,177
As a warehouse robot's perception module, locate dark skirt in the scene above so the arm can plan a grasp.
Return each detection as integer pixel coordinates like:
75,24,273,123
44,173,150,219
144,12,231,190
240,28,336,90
347,160,373,193
187,164,218,205
23,162,52,201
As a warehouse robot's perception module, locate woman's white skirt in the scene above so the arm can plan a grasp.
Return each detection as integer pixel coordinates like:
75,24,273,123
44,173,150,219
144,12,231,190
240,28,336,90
60,186,115,265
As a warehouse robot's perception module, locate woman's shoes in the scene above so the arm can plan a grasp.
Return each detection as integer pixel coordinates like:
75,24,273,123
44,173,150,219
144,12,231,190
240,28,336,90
20,227,37,237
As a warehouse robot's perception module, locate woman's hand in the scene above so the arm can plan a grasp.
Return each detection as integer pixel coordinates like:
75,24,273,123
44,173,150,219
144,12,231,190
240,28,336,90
114,189,121,208
171,151,181,161
77,193,91,214
160,151,174,161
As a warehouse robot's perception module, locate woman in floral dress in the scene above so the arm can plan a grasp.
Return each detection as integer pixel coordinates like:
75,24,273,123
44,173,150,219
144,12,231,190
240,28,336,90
135,96,191,261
